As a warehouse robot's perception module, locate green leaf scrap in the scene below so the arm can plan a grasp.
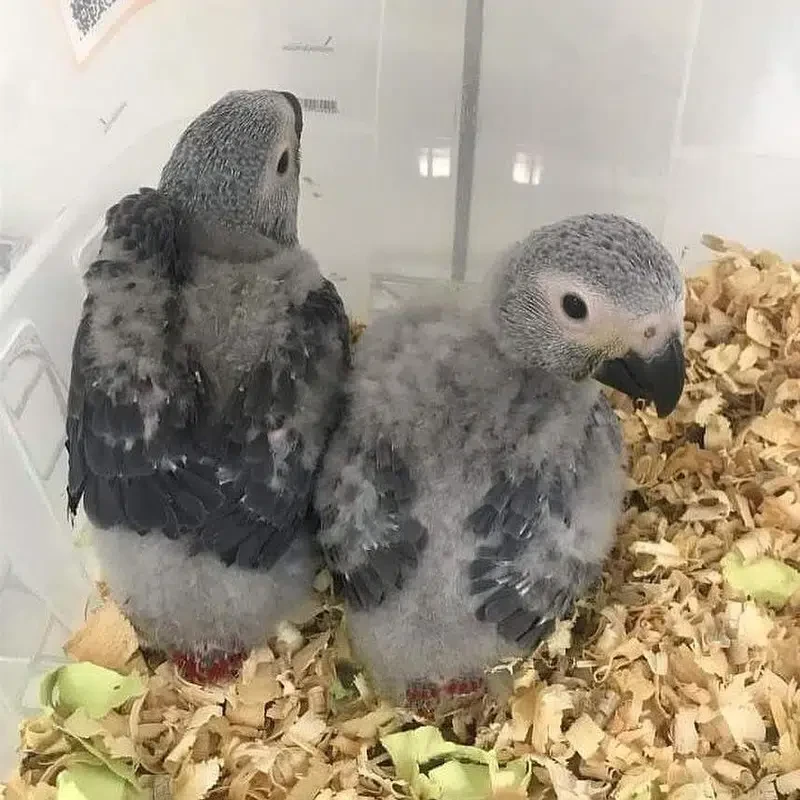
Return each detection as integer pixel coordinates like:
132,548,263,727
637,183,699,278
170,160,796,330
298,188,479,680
722,552,800,609
381,726,531,800
40,663,146,795
55,759,144,800
41,663,145,720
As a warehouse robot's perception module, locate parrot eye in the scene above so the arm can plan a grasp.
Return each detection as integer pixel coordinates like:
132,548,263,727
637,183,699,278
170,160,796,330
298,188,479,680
561,293,588,321
277,149,290,175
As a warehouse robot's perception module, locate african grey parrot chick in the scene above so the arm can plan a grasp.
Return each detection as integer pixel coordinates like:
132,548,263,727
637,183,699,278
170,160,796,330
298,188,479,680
66,90,350,684
315,213,685,711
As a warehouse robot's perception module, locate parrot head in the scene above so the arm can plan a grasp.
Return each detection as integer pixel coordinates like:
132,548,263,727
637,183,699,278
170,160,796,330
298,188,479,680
492,213,686,417
159,89,304,246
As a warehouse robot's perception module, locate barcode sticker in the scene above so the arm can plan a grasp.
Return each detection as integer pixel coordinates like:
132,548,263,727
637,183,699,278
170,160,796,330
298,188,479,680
298,97,340,115
69,0,118,37
59,0,150,63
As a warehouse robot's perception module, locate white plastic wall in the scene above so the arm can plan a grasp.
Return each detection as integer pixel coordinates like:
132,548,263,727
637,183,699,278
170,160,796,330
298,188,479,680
2,0,800,776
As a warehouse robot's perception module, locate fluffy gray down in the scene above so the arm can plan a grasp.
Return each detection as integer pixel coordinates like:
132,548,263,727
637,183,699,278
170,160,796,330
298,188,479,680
66,90,351,666
315,213,686,705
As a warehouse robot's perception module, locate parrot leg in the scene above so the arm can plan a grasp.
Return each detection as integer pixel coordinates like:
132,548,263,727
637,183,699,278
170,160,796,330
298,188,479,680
172,650,246,685
405,676,486,718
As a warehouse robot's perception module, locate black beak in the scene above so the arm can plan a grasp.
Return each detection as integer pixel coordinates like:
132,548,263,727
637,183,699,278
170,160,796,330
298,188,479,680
280,91,304,139
594,335,685,418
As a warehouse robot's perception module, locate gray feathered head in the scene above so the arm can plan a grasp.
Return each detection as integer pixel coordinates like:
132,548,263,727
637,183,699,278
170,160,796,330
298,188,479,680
159,89,303,246
491,213,686,417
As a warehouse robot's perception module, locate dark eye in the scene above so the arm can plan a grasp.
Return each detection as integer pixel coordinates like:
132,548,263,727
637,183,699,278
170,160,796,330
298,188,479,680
561,293,588,320
277,149,290,175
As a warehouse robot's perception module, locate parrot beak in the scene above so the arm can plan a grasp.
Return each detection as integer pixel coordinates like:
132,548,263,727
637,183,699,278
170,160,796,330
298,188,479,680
594,334,685,418
280,91,304,139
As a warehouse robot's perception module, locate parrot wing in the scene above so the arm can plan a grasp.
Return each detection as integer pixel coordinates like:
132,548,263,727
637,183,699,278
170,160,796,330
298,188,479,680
316,430,429,609
465,396,623,651
67,188,350,571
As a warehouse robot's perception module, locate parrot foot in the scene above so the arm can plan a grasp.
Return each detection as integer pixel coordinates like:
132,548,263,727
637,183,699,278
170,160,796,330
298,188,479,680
405,676,486,717
172,650,246,685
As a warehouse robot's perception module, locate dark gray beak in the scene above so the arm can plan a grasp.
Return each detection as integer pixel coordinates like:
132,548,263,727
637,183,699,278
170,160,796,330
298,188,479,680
280,91,304,139
594,335,685,418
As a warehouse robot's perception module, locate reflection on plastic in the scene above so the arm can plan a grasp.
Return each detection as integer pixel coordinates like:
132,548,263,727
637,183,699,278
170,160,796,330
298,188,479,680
418,146,452,178
512,152,542,186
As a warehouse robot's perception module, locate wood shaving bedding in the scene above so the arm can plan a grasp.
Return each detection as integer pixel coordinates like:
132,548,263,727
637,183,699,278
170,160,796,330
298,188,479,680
4,234,800,800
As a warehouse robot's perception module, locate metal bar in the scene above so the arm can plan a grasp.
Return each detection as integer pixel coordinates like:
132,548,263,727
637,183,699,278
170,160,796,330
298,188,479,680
450,0,484,282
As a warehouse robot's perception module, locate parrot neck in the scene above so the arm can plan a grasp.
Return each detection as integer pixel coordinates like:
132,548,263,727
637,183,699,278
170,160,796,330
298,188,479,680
157,182,299,250
259,212,299,248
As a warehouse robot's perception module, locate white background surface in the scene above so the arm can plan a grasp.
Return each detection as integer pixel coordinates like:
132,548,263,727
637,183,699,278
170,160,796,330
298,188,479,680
2,0,800,311
0,0,799,774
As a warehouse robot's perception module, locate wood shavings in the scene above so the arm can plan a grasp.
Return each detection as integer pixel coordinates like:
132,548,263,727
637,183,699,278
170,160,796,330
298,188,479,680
276,621,307,658
6,237,800,799
173,758,221,800
565,715,605,760
63,601,139,671
284,761,333,800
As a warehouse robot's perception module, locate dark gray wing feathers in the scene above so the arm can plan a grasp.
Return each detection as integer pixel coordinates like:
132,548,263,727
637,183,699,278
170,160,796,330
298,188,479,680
467,412,605,650
319,435,428,609
66,188,349,571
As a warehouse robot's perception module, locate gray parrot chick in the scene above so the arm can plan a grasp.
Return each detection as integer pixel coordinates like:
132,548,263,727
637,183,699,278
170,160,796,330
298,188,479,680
66,90,350,684
315,213,684,711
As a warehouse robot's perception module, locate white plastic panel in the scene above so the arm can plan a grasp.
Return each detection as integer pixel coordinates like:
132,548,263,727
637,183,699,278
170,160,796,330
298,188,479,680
2,0,800,777
468,0,699,279
0,567,52,663
0,698,17,778
0,211,96,774
0,321,88,612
